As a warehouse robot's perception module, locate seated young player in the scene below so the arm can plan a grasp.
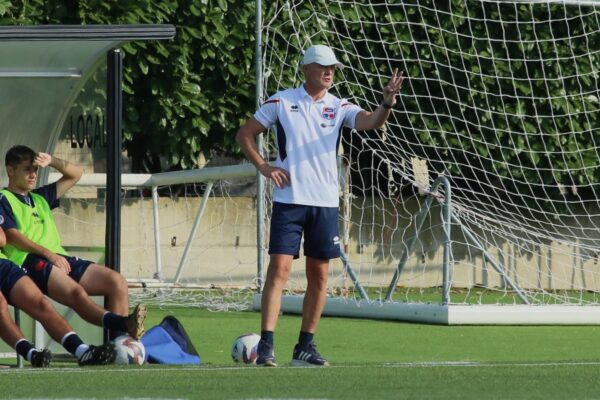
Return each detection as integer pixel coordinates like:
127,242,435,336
0,146,146,341
0,229,115,366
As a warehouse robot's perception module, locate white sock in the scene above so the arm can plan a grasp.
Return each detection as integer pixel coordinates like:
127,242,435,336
75,344,90,360
26,348,35,362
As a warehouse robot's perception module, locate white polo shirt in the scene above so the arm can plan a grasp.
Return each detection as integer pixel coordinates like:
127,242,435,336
254,85,363,207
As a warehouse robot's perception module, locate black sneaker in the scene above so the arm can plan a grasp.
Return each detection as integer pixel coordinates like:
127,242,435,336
30,348,52,368
255,339,277,367
78,343,116,366
127,303,147,340
291,342,330,367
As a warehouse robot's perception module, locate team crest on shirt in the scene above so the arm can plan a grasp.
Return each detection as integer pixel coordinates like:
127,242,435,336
322,107,336,120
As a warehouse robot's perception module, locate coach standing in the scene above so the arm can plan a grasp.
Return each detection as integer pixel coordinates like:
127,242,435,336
236,44,403,367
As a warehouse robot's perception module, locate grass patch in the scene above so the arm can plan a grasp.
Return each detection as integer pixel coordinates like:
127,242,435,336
1,305,600,399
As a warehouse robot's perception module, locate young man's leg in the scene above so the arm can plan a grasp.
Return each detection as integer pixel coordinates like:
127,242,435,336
0,291,27,349
45,265,144,340
78,264,128,315
78,263,146,339
0,291,51,367
47,267,112,326
256,254,293,367
8,276,115,366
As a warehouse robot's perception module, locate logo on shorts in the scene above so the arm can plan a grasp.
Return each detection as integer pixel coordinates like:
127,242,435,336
35,260,46,272
332,236,340,245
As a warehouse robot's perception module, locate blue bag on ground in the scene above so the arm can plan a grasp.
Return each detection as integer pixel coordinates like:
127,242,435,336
141,315,201,364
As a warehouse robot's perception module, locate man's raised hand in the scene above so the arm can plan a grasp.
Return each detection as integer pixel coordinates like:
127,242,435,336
382,68,405,108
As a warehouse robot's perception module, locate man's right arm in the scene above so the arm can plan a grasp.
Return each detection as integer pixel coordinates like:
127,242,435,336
34,152,83,199
235,117,290,189
236,117,269,171
3,228,71,273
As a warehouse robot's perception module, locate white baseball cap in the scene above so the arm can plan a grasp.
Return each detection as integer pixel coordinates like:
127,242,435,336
303,45,344,69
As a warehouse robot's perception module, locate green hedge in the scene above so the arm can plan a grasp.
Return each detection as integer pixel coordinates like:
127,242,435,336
1,0,598,200
0,0,257,171
262,1,600,201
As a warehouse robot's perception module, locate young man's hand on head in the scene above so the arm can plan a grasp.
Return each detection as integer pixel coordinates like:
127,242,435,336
33,152,52,169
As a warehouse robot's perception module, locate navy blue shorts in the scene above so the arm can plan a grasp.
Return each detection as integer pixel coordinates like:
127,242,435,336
22,254,93,294
269,202,340,260
0,259,27,304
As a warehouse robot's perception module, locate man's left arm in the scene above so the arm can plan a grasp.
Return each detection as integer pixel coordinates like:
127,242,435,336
34,152,83,199
354,68,404,131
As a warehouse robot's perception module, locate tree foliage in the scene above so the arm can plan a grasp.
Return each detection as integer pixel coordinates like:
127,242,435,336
1,0,598,197
0,0,257,172
261,0,600,201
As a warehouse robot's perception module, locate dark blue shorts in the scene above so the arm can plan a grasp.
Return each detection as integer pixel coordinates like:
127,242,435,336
0,259,27,304
269,202,340,260
22,254,93,294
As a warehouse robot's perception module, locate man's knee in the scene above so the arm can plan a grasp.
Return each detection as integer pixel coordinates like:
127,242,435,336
307,269,329,291
23,295,57,321
65,284,90,305
307,277,328,292
36,297,56,315
82,265,127,296
105,270,128,295
266,265,291,286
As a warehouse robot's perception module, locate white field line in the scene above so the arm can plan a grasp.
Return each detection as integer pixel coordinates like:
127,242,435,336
2,360,600,375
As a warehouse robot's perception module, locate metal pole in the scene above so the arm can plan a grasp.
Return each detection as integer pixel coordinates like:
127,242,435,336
385,176,451,302
339,249,369,300
106,49,123,274
441,178,452,305
255,0,265,291
452,214,530,304
173,181,214,284
151,186,162,280
105,49,123,344
14,308,22,368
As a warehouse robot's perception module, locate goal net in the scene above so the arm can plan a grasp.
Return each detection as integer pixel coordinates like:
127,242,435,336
51,167,260,311
259,0,600,323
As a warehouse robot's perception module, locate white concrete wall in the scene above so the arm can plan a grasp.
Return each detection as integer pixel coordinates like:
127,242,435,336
53,194,600,293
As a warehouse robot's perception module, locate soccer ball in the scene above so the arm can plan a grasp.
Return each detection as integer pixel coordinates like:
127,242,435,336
113,335,147,365
231,333,260,364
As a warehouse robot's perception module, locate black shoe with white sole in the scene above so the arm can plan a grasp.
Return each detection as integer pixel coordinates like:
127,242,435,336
291,342,330,367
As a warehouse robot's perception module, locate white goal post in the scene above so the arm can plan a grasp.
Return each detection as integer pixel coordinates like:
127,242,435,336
256,0,600,324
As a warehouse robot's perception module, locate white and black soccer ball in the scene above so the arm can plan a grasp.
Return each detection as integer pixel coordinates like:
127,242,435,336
113,335,147,365
231,333,260,364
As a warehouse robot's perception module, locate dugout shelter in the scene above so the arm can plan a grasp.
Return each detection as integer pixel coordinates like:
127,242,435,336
0,24,175,364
